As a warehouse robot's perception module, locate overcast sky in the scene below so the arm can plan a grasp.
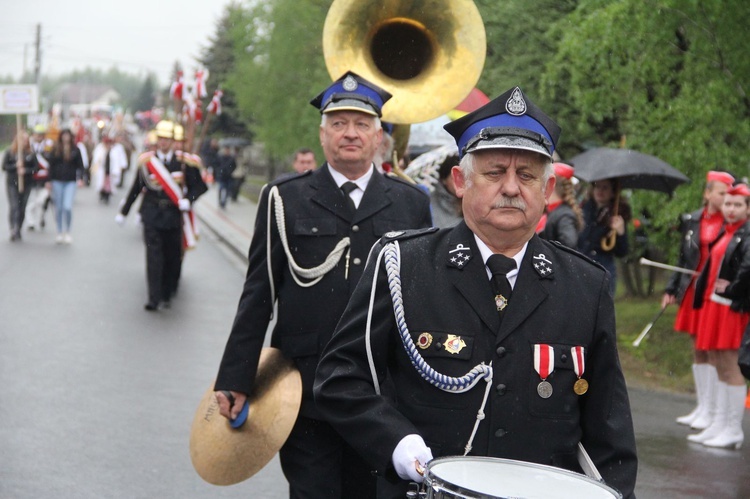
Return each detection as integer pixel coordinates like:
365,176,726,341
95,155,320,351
0,0,229,87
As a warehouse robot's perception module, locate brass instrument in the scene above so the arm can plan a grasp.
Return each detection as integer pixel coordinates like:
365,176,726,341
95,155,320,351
323,0,486,126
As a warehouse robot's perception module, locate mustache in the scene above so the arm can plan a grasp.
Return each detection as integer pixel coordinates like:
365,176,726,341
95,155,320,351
492,196,527,211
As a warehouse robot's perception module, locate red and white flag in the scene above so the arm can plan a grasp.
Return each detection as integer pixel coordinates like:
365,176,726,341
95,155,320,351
207,89,223,115
193,69,208,99
169,71,184,101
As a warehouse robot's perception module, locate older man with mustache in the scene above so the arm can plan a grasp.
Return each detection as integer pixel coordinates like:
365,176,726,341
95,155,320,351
314,86,637,498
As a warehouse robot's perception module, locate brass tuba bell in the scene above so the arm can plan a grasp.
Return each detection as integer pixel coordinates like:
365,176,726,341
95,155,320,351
323,0,486,125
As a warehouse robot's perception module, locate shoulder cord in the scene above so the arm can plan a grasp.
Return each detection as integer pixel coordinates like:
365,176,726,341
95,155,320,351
266,185,351,291
366,240,494,455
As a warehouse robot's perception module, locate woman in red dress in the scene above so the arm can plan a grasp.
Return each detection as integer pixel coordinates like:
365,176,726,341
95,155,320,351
689,183,750,449
663,171,732,428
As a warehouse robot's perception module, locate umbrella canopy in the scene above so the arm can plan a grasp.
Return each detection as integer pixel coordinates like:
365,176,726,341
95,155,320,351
568,147,690,194
218,137,250,148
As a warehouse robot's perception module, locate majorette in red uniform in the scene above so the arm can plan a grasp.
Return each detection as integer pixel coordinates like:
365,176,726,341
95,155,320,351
664,170,733,430
688,182,750,449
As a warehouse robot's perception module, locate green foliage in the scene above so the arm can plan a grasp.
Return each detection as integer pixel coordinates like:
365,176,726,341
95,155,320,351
615,293,695,392
229,0,330,163
199,3,252,139
543,0,750,261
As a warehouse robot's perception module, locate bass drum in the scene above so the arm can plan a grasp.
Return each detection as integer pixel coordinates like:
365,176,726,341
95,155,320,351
424,456,622,499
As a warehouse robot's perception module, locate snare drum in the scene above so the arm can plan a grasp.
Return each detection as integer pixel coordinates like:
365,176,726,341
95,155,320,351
424,456,622,499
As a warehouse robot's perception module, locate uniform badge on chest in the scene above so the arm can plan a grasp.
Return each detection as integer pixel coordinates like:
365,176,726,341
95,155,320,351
444,334,466,354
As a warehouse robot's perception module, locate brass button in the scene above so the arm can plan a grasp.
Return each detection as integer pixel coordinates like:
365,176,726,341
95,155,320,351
353,258,362,265
494,428,507,438
311,227,318,233
352,225,360,232
496,346,506,357
495,384,506,396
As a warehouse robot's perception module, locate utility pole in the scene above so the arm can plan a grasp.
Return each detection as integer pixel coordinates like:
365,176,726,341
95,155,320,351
34,23,41,86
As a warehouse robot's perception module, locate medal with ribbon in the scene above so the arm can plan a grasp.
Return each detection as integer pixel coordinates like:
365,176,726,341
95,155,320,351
533,344,554,399
571,346,588,395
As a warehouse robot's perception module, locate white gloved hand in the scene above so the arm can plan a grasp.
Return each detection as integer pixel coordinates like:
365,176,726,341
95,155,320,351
114,213,126,226
178,198,190,211
392,434,433,483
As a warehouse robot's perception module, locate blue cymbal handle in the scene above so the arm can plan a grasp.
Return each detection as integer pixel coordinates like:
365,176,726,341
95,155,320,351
230,400,249,429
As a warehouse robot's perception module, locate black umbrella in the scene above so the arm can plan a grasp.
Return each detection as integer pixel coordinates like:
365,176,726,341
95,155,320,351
218,137,250,148
568,147,690,194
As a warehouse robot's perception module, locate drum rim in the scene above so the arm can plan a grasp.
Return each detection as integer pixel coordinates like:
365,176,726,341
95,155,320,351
424,456,623,499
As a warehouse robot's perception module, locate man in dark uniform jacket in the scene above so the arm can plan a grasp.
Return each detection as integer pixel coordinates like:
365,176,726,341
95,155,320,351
116,120,207,310
213,72,432,498
314,87,638,498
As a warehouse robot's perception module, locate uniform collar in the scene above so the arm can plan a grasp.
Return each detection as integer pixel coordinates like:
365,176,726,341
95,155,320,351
474,234,528,286
327,163,374,192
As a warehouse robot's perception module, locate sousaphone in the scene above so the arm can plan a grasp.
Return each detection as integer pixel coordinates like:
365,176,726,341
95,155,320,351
323,0,486,126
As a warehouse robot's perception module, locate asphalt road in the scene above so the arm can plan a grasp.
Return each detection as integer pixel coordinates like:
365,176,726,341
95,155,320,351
1,177,749,498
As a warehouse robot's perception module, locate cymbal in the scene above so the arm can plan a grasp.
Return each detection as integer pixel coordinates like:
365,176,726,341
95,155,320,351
189,347,302,485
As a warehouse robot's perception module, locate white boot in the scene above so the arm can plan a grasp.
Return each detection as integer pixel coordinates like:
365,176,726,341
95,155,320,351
688,381,727,443
703,384,746,449
677,364,708,425
690,365,718,430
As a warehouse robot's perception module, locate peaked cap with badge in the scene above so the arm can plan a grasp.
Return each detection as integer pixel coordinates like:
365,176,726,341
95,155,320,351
310,71,393,117
443,86,561,159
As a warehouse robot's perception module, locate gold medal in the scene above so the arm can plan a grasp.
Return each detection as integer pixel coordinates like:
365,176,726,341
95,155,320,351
574,378,589,395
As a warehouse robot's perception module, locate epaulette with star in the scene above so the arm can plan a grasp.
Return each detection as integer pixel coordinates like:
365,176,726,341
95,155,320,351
137,150,155,165
381,226,438,243
547,240,606,273
175,150,203,169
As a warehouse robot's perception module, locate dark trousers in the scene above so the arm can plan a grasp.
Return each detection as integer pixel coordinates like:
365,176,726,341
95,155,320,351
6,174,32,235
143,226,182,305
279,416,376,499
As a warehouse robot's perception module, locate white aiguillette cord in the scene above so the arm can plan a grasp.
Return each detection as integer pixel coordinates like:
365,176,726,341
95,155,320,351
266,185,351,296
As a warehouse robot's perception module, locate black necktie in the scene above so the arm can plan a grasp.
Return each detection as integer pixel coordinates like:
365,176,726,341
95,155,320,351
341,181,358,214
487,254,516,319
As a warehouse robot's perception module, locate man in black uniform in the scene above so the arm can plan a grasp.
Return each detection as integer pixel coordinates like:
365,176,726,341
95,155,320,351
314,87,638,498
212,72,432,498
116,120,207,311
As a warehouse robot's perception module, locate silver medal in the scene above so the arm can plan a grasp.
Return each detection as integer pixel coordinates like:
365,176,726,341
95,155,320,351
537,380,553,399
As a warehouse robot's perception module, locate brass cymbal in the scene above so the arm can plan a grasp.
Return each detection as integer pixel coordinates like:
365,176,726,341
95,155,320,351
189,348,302,486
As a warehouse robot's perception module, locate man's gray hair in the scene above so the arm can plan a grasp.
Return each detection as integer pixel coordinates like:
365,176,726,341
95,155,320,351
321,113,382,131
459,150,553,188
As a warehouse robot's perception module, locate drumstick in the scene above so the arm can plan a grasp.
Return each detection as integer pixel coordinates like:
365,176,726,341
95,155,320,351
639,257,698,276
632,306,667,347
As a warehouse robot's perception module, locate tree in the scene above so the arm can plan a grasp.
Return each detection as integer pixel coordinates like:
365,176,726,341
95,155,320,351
543,0,750,256
198,2,252,140
228,0,330,165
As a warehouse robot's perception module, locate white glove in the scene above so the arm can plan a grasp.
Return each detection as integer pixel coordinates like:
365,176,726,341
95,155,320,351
178,198,190,211
392,434,433,483
114,213,126,226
